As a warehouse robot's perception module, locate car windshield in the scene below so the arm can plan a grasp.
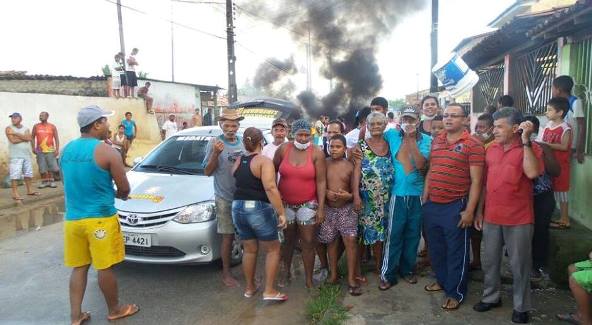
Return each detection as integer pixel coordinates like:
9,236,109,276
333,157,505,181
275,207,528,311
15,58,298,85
136,135,211,175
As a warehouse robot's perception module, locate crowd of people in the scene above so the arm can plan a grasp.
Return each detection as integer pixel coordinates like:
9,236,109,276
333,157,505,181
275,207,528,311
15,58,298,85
10,73,588,324
194,75,588,324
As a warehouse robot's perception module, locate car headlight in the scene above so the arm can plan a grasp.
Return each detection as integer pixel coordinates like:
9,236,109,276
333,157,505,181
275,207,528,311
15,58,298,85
173,201,216,224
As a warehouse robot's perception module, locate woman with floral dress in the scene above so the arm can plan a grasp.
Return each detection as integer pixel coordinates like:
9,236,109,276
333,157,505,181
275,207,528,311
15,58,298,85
353,111,394,275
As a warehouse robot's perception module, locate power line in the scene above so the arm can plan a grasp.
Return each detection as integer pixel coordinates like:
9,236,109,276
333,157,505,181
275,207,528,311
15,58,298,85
235,42,295,75
103,0,226,40
102,0,299,77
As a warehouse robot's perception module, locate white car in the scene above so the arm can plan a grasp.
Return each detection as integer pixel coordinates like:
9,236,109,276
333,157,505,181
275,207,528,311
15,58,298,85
115,126,272,264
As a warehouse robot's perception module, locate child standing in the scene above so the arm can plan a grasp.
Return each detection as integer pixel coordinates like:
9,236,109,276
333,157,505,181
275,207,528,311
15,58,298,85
318,134,361,296
552,75,587,164
538,97,572,229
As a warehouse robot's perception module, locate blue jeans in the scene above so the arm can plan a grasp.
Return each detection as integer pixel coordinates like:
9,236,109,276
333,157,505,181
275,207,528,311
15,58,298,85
232,200,278,241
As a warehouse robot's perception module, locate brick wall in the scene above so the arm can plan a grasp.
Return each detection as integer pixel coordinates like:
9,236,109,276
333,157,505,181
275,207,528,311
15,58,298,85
0,79,109,97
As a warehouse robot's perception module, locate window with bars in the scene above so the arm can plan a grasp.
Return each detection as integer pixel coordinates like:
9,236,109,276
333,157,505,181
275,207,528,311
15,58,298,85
472,63,505,113
510,42,558,115
571,38,592,154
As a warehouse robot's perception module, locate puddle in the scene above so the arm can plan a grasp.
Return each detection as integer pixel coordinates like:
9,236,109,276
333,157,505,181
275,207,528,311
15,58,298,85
0,201,65,241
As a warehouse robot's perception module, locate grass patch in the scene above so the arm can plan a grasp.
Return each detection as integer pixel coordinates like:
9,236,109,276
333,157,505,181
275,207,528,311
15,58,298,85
305,284,349,325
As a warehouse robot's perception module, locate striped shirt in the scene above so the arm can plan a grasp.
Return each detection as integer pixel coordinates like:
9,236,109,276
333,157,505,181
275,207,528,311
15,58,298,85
427,130,485,203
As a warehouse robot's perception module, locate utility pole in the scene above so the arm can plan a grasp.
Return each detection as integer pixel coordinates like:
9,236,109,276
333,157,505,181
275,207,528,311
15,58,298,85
226,0,237,104
307,27,312,92
116,0,126,70
170,0,175,82
430,0,439,93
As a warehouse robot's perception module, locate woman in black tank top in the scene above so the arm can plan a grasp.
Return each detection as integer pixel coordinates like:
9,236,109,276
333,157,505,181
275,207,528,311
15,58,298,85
230,127,288,301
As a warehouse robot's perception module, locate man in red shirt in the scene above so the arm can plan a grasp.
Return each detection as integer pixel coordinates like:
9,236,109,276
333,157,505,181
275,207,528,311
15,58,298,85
422,103,485,310
473,107,544,324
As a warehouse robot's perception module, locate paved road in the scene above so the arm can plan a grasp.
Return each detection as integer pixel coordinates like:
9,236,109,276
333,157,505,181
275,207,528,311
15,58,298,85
0,200,309,325
0,198,577,325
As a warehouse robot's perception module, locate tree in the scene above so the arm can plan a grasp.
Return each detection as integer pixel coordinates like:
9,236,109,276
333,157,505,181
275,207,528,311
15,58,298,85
388,98,406,111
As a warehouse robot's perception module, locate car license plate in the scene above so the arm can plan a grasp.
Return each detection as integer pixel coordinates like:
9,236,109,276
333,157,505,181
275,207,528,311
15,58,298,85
123,232,151,247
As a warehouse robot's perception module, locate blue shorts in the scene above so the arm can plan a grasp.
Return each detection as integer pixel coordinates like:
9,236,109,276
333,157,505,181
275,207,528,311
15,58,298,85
232,200,278,241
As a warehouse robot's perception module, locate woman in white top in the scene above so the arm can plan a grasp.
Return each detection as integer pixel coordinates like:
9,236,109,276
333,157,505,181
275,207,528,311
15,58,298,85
112,125,130,167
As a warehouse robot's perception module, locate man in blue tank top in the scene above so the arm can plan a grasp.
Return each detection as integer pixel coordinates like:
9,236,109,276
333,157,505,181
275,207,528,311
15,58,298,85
61,105,138,324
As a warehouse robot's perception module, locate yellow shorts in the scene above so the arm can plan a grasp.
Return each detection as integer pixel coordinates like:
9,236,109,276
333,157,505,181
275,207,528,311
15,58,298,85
64,214,124,270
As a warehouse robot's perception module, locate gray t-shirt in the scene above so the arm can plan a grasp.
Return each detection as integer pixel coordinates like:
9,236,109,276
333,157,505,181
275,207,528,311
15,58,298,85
202,135,244,201
8,125,31,159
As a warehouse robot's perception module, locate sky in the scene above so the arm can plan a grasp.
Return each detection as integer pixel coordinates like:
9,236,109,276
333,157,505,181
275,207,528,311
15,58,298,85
0,0,514,100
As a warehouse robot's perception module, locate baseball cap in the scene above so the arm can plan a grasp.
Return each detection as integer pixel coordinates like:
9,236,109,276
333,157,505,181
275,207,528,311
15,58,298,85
401,106,420,120
271,118,288,128
77,105,114,128
8,112,21,118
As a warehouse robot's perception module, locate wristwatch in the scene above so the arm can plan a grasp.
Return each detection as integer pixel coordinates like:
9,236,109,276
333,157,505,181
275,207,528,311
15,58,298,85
523,140,532,147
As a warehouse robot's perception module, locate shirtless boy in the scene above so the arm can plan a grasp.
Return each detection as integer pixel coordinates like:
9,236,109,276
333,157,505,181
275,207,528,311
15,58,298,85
318,134,361,296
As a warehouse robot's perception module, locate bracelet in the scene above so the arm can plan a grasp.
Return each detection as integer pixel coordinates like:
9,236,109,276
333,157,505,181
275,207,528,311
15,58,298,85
523,141,532,147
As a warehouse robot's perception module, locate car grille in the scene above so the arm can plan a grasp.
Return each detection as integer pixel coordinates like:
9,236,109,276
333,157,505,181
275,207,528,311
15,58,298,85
125,245,186,257
118,210,179,228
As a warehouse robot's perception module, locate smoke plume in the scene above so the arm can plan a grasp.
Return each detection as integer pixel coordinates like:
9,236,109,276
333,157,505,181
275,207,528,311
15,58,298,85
243,0,426,118
253,57,298,99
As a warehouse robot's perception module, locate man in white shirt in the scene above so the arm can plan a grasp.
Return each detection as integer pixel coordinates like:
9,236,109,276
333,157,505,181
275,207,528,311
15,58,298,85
345,106,372,148
161,114,178,140
262,118,287,159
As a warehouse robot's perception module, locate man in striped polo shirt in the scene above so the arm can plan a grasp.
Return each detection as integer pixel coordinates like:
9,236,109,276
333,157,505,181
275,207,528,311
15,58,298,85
422,103,485,310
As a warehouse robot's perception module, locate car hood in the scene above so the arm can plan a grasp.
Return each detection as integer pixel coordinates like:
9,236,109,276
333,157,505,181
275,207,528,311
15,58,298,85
115,171,214,213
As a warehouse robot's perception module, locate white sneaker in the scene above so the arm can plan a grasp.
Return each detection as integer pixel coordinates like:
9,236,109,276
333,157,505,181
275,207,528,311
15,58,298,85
38,182,48,189
49,182,57,188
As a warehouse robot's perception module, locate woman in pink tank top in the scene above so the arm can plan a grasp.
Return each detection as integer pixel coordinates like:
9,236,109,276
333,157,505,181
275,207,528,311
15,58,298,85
273,119,326,288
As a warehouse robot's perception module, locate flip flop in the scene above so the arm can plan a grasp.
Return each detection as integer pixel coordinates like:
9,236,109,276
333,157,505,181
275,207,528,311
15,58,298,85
27,192,41,196
348,285,362,296
263,292,288,301
378,280,392,291
550,222,571,229
244,286,259,298
12,196,24,201
424,282,443,292
107,304,140,321
442,298,460,310
556,313,581,324
404,274,418,284
72,311,91,325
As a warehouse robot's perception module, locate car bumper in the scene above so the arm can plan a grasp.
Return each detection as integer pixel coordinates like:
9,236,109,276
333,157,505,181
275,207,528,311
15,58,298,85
121,219,221,264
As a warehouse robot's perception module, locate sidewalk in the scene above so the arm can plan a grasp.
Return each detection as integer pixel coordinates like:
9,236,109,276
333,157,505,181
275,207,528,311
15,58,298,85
343,271,573,324
0,181,64,213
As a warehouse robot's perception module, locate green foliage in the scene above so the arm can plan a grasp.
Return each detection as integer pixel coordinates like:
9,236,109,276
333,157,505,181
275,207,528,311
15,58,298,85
137,71,148,79
305,284,349,325
102,65,111,77
388,98,406,111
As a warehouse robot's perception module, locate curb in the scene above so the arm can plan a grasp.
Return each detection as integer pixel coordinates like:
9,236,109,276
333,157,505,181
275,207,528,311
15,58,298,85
0,191,64,213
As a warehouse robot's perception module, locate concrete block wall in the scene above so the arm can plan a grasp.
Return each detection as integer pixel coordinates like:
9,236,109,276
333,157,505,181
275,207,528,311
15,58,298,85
0,92,161,177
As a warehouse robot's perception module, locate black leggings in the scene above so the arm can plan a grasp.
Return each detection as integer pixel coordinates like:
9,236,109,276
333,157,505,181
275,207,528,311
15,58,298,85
532,191,555,269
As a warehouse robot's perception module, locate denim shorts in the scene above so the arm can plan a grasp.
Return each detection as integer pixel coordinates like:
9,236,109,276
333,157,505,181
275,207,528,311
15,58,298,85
232,200,278,241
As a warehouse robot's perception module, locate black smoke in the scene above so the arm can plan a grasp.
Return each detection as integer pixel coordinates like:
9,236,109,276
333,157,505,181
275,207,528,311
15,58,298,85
253,57,297,99
243,0,426,119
